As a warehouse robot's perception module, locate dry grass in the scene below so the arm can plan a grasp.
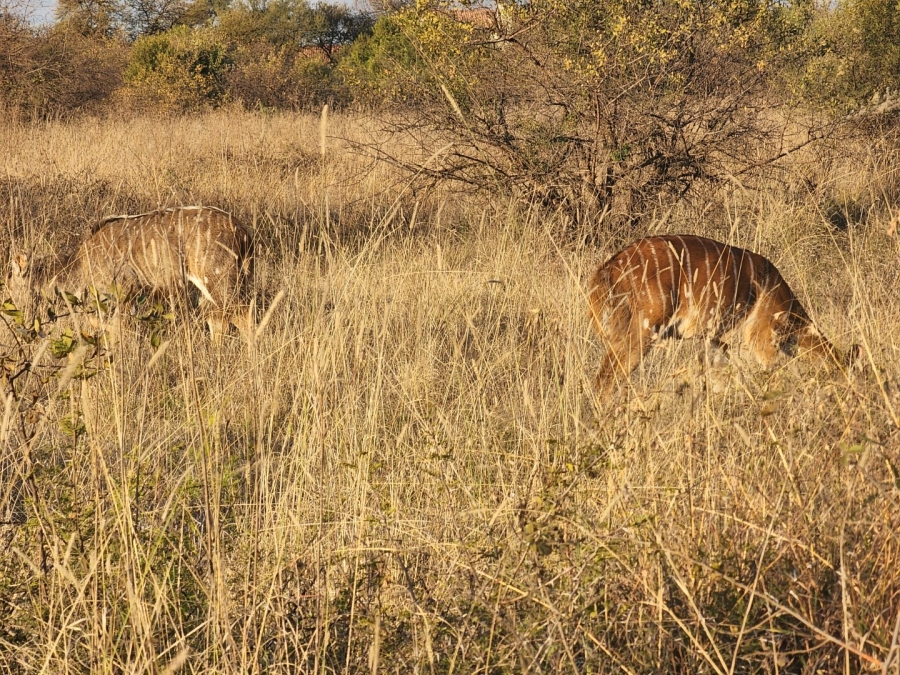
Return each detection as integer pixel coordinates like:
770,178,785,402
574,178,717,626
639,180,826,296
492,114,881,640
1,109,899,673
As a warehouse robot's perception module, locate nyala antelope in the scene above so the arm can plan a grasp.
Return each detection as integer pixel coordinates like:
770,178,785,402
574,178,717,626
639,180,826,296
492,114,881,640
8,206,254,340
588,234,855,395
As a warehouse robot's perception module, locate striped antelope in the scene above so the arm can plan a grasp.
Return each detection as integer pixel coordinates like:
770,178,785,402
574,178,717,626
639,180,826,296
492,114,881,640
8,206,254,340
588,234,854,395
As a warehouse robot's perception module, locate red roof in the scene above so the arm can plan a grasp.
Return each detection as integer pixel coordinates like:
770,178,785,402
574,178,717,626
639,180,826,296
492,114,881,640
448,8,498,30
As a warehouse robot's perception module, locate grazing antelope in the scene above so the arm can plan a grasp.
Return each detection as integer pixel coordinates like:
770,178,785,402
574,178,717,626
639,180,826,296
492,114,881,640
588,234,853,395
8,206,254,340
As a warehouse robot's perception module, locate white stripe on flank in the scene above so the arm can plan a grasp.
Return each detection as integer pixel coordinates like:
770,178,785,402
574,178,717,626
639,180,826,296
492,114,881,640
731,247,739,316
698,238,711,310
635,247,648,298
649,243,666,313
664,242,676,309
214,239,238,260
674,236,692,303
702,239,712,289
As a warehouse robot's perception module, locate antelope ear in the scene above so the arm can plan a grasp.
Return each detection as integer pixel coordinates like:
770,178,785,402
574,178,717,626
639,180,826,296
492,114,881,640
11,253,28,276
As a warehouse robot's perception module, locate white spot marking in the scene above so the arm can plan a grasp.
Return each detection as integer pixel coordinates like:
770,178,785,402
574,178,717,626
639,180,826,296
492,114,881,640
187,274,216,304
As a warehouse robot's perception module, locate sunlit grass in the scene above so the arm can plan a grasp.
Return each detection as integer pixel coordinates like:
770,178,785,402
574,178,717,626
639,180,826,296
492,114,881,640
1,109,898,673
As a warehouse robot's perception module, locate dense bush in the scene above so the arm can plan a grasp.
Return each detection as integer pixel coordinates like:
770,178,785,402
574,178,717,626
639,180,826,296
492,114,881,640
788,0,900,111
225,43,347,111
113,0,366,111
338,11,449,103
123,24,229,110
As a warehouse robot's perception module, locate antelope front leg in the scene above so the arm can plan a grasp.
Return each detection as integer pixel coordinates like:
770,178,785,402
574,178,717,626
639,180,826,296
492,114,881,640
595,322,652,399
595,351,626,399
206,315,227,343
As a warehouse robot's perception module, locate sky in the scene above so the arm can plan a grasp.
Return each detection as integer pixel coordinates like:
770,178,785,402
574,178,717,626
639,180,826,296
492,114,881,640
11,0,57,24
14,0,362,26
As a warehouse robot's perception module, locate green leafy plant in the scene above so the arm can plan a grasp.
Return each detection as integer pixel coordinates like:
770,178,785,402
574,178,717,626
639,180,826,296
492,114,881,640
124,24,231,110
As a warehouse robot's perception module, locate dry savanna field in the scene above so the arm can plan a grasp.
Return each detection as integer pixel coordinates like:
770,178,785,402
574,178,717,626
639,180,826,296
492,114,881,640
0,109,899,673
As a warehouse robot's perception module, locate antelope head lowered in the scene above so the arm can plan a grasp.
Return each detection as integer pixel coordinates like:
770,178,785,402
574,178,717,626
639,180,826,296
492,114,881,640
8,206,254,340
588,234,856,396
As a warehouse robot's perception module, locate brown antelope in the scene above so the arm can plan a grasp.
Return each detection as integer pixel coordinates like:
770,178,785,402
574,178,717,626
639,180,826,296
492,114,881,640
8,206,254,340
588,234,854,395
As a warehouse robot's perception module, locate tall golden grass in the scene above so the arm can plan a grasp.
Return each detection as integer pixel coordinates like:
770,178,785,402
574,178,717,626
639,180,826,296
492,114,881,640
1,109,899,673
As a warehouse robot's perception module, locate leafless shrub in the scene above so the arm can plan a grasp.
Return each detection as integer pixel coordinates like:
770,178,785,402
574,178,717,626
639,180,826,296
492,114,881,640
341,3,839,237
0,12,126,116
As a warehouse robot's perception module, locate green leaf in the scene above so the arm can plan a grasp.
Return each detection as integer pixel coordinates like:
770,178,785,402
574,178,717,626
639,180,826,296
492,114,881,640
50,331,77,358
2,305,24,325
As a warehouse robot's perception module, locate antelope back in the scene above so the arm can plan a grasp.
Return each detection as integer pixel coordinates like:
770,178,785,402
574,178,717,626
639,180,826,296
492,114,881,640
78,206,253,307
588,234,840,394
590,235,798,339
